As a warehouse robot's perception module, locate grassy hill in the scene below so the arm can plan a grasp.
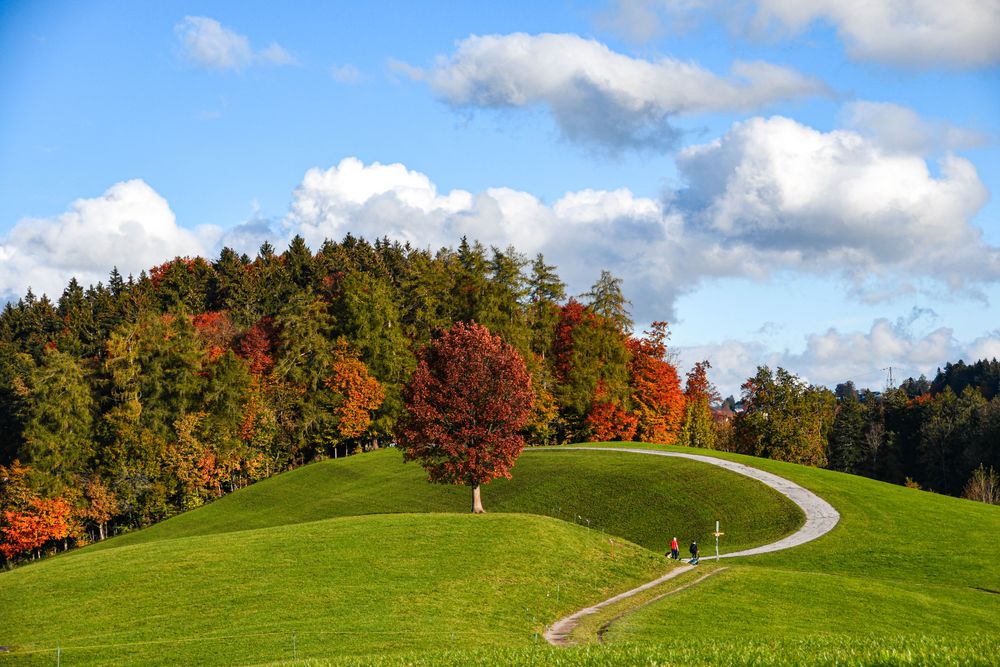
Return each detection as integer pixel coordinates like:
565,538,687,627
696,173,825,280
0,447,802,665
0,513,663,665
84,447,803,554
558,443,1000,664
2,444,997,666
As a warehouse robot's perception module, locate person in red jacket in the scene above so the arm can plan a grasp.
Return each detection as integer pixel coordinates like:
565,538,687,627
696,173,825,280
670,536,680,560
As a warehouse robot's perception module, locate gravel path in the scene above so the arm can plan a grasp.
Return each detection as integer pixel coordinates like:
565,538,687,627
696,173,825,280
543,446,841,645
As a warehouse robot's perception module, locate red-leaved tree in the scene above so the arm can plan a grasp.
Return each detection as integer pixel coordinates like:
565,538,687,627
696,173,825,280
399,322,533,513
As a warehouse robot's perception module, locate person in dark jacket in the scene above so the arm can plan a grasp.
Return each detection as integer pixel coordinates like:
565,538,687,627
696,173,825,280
689,541,700,564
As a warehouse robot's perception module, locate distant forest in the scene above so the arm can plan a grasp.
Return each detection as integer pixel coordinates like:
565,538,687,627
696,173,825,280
1,234,997,564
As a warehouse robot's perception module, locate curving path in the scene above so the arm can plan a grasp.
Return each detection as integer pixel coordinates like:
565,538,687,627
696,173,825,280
543,447,840,645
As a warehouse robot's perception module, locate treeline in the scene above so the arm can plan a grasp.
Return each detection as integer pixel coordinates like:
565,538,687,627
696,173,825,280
0,235,715,564
723,363,1000,503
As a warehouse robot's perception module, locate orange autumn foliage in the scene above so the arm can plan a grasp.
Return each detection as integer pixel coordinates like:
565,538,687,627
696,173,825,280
586,396,639,442
1,497,72,560
325,342,385,439
628,322,686,445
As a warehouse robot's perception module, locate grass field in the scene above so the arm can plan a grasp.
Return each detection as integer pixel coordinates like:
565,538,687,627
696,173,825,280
0,514,664,665
2,443,998,666
565,443,1000,654
0,447,801,665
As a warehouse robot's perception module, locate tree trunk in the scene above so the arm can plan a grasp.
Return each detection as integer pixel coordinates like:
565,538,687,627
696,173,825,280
471,484,485,514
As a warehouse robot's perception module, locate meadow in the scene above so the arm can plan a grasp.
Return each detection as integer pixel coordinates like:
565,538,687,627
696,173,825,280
2,444,998,666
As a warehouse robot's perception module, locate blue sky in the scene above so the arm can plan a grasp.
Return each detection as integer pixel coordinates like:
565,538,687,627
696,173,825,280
2,0,998,395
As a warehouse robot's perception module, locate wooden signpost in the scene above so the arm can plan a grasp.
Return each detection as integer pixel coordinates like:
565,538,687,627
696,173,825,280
713,520,725,562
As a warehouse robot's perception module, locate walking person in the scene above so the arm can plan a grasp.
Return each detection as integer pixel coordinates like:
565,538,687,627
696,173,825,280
689,540,700,565
670,536,680,560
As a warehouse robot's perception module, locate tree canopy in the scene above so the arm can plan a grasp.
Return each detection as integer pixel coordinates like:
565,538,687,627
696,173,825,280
398,322,533,513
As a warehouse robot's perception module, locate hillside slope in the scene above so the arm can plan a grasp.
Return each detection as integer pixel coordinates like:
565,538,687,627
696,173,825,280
569,443,1000,652
0,514,664,665
0,446,805,665
85,448,804,554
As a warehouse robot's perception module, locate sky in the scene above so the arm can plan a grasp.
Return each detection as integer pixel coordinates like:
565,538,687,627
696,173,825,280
1,0,999,396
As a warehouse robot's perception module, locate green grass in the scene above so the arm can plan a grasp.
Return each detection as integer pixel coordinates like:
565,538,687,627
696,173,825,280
0,447,802,665
4,442,998,666
85,447,803,555
562,442,1000,649
292,636,1000,666
0,513,665,666
581,441,1000,589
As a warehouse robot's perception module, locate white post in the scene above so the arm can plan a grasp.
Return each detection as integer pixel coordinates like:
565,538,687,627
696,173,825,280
715,520,720,562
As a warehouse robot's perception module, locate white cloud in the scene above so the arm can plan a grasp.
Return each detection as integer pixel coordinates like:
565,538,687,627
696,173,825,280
269,157,691,312
0,180,216,300
967,333,1000,361
841,101,990,154
175,16,297,71
276,120,996,324
7,151,996,392
403,32,827,151
679,317,1000,397
598,0,1000,67
750,0,1000,68
675,115,996,295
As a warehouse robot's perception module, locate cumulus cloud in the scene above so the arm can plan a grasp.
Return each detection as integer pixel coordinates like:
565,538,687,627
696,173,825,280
749,0,1000,68
402,32,827,151
841,101,990,154
273,157,691,314
277,118,995,323
674,115,997,296
678,317,1000,397
598,0,1000,67
0,180,216,301
175,16,297,71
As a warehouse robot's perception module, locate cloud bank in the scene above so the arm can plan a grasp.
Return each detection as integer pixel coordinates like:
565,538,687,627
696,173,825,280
402,32,827,151
6,111,994,319
678,316,1000,397
600,0,1000,67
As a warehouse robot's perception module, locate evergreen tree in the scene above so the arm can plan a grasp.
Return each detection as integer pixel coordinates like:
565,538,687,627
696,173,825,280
272,290,336,459
400,249,455,343
283,235,316,289
19,347,96,493
482,246,530,352
827,391,868,473
453,237,490,323
334,272,416,437
583,270,632,333
527,253,565,359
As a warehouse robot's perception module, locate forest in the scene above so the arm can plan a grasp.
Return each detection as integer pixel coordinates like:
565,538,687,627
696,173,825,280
1,234,997,565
